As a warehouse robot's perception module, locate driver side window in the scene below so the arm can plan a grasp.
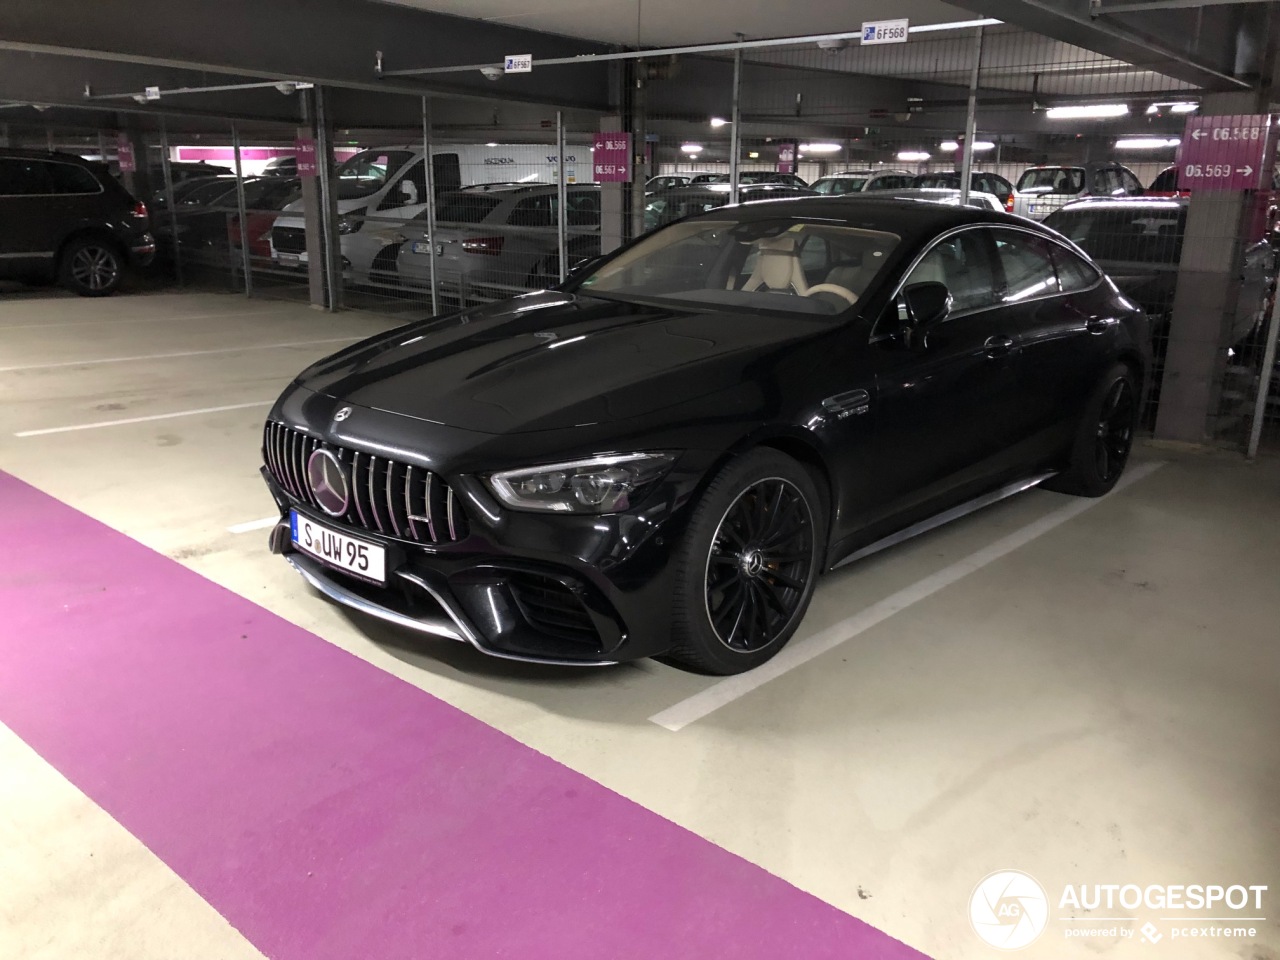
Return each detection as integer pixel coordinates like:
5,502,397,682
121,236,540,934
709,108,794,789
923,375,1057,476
903,230,999,317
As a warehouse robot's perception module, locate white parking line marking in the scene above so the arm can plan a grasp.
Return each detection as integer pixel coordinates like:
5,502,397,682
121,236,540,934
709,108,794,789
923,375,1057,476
649,460,1167,732
0,337,363,373
15,401,273,437
0,308,287,331
228,516,280,534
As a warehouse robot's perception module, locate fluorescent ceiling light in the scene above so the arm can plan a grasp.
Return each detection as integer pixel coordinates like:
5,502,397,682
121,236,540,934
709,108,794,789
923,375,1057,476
1146,101,1198,115
939,140,994,152
748,151,759,159
485,142,499,147
1046,104,1129,120
909,18,1002,33
710,117,729,128
799,143,841,154
1115,137,1181,150
897,151,930,162
680,143,703,154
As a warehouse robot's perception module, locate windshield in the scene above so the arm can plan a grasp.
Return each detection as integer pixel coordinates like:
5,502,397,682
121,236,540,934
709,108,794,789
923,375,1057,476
334,149,414,200
1044,206,1184,264
1017,167,1085,195
575,217,900,317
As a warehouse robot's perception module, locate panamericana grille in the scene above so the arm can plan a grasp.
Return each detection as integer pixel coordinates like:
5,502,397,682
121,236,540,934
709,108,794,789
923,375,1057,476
263,421,469,544
272,226,306,255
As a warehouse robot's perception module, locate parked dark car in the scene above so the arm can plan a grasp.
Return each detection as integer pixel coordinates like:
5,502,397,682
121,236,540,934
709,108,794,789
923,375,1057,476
912,171,1015,212
1043,198,1274,348
155,176,299,264
261,197,1148,674
0,148,155,295
690,172,810,188
644,183,816,230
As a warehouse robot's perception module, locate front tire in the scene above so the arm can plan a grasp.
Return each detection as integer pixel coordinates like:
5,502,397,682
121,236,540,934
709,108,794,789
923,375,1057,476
60,236,124,296
668,449,824,675
1047,363,1137,497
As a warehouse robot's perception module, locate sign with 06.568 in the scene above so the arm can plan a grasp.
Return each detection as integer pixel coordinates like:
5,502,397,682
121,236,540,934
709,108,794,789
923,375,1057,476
1178,114,1274,191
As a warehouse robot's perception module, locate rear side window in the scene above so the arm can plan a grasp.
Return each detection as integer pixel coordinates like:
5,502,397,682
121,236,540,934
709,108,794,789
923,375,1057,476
1150,168,1178,192
1050,245,1102,293
0,157,54,195
508,195,554,227
1017,168,1084,195
46,162,102,194
434,194,501,223
992,230,1061,302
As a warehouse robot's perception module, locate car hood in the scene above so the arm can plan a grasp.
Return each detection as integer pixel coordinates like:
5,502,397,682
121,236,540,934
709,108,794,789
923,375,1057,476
296,291,831,434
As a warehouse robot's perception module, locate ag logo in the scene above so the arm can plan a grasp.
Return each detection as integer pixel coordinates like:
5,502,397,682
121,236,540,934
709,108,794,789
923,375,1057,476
333,406,352,422
969,870,1049,950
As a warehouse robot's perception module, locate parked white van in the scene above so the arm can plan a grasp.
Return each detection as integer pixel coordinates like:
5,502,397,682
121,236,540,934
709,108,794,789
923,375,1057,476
269,143,591,284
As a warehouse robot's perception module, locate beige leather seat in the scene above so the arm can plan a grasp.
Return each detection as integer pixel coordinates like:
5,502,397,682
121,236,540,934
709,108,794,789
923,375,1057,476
741,235,809,295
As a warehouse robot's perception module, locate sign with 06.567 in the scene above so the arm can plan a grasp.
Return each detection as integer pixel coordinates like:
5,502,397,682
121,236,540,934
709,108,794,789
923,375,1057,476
1178,114,1274,191
592,132,632,182
861,19,909,44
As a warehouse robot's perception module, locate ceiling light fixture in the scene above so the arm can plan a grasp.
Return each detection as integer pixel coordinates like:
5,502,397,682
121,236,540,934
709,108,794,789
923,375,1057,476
710,117,729,128
897,150,930,162
681,143,704,154
1046,103,1129,120
939,140,995,152
1115,137,1181,150
799,143,841,154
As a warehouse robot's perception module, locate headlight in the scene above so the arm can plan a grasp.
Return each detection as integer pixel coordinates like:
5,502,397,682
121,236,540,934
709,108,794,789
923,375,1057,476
486,453,677,514
337,216,363,235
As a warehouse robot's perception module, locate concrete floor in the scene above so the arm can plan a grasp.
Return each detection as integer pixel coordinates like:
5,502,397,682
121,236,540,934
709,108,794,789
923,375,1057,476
1,289,1278,959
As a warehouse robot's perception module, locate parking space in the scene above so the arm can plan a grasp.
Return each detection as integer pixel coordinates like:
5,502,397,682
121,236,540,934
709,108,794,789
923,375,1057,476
2,292,1277,958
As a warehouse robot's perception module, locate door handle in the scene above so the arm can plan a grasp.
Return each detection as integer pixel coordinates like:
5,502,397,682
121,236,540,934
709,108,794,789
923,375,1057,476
983,335,1016,359
1086,316,1114,334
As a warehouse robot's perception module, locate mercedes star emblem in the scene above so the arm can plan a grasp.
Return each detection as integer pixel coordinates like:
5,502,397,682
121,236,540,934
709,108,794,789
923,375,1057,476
333,406,353,422
306,448,350,517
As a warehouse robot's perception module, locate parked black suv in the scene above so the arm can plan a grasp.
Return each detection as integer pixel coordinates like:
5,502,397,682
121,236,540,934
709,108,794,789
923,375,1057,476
0,149,156,296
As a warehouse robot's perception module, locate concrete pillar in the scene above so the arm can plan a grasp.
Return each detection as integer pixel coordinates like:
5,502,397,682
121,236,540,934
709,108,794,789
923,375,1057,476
298,90,326,309
1154,90,1268,444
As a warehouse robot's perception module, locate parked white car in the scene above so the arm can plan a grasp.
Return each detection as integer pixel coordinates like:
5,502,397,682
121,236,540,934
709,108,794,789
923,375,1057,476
875,187,1006,212
269,144,593,284
1012,162,1144,220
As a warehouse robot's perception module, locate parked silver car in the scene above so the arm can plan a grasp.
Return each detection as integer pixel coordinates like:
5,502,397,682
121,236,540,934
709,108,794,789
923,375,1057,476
810,169,915,195
1013,162,1144,220
393,184,600,301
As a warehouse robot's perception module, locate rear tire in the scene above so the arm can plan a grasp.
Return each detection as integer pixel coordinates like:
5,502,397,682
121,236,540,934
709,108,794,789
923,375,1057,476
1045,363,1137,497
667,449,824,675
60,236,124,296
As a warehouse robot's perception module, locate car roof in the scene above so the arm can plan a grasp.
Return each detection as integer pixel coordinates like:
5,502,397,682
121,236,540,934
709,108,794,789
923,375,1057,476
0,148,98,164
701,194,1018,234
1057,196,1187,212
816,170,910,178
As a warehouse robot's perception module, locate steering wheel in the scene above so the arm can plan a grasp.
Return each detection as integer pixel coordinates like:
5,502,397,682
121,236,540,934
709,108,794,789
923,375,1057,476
803,283,858,305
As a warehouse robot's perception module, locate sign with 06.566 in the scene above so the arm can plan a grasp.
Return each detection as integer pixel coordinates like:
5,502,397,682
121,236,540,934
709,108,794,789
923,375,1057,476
861,19,909,44
1178,114,1274,191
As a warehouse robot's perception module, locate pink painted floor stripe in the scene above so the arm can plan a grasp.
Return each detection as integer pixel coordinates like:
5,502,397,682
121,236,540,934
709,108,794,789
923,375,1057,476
0,472,929,960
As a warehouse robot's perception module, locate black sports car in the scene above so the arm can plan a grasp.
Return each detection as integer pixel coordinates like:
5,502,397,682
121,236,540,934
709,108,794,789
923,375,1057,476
262,197,1150,674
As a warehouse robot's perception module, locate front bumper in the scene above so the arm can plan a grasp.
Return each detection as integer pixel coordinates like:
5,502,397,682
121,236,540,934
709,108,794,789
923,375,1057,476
262,461,702,666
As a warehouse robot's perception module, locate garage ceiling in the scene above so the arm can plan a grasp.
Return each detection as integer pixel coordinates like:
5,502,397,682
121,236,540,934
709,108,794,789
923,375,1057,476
374,0,972,47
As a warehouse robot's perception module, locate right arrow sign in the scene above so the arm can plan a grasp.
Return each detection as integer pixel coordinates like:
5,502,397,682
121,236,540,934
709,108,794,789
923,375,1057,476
1178,114,1274,192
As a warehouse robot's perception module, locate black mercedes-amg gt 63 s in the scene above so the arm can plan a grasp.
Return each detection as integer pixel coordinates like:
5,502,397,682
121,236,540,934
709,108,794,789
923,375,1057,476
262,197,1149,674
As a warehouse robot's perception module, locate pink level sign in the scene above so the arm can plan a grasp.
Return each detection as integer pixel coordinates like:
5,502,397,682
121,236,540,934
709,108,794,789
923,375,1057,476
1177,114,1275,192
593,132,631,182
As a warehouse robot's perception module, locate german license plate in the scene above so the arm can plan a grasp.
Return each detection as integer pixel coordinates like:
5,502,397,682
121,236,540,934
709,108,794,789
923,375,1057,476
290,510,386,584
410,241,438,255
277,252,301,266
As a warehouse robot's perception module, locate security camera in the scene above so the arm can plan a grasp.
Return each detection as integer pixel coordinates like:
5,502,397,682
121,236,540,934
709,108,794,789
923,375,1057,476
816,38,848,53
274,81,297,95
132,94,149,105
480,66,504,81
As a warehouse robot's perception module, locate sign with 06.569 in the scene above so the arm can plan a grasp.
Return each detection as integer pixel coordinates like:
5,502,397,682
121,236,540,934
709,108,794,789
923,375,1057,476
1178,114,1274,191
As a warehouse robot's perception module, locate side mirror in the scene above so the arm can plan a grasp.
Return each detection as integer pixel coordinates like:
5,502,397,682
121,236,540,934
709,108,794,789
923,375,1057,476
901,281,952,328
399,180,419,205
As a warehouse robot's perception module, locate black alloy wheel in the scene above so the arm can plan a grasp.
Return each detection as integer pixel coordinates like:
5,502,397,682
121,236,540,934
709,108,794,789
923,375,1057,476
705,478,814,653
1095,377,1135,486
1046,363,1139,498
669,448,824,674
61,237,123,296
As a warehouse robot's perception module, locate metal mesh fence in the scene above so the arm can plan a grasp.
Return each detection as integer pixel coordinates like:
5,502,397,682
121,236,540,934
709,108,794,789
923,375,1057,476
7,18,1277,452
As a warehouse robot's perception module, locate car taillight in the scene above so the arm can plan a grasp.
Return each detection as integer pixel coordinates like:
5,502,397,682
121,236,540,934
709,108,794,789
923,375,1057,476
462,236,504,255
132,201,148,220
1005,196,1015,212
